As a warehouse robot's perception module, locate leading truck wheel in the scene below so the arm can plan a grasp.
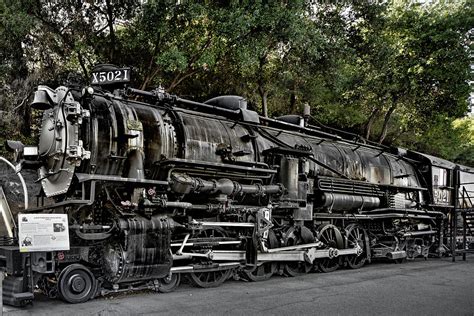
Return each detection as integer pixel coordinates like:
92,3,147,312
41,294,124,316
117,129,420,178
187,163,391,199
58,264,97,304
158,273,181,293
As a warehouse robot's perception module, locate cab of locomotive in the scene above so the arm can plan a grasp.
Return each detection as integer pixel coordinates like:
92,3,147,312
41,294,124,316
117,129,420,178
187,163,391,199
405,151,456,208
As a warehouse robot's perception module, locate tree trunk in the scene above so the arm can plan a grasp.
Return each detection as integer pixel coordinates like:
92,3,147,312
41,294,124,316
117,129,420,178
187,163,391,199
77,51,89,79
259,85,269,118
257,53,269,117
289,81,298,114
364,106,379,140
105,0,116,62
289,93,297,114
168,69,199,92
378,105,397,144
140,66,160,91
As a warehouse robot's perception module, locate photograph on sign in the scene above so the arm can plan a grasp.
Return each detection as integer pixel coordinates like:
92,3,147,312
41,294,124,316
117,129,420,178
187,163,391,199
18,214,70,252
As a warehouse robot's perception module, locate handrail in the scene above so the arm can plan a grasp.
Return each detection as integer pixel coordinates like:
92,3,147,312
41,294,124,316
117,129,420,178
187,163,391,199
459,186,473,238
0,157,28,209
460,186,473,210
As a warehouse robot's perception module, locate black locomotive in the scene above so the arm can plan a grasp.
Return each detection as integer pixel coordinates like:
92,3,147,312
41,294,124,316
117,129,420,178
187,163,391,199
1,65,473,306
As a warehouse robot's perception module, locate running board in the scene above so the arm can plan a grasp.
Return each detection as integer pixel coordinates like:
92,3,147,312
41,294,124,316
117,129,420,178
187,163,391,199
172,247,361,264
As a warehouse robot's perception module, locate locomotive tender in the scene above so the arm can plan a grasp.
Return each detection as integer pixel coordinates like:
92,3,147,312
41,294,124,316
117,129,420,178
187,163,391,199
0,65,472,306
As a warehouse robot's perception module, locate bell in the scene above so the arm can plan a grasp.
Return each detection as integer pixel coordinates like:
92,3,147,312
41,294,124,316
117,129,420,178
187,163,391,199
31,89,52,110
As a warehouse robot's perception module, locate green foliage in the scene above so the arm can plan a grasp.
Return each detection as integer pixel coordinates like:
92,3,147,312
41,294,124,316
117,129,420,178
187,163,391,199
452,118,474,166
0,0,473,166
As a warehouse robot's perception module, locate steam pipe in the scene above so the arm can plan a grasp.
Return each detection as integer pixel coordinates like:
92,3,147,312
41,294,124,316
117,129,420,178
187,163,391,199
170,174,283,196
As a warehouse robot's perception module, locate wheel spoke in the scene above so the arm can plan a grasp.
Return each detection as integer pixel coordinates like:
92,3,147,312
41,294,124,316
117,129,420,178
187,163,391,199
190,269,231,288
345,225,367,269
317,225,341,273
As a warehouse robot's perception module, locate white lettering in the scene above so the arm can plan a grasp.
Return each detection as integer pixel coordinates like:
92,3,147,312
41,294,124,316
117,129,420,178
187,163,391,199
92,72,99,84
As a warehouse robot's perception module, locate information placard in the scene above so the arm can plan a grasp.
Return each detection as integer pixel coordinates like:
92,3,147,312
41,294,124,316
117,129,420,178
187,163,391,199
18,214,69,252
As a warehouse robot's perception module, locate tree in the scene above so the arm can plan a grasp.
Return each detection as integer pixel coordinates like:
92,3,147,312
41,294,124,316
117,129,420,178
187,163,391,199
0,0,472,166
340,2,473,144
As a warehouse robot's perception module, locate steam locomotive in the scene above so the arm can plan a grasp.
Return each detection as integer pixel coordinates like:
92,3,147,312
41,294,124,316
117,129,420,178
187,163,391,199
1,65,472,306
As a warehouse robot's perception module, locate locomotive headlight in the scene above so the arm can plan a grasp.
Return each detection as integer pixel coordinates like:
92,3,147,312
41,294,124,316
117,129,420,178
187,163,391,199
81,86,94,96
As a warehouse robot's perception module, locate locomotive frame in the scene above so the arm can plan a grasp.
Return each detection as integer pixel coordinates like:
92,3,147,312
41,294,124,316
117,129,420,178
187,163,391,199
0,65,473,307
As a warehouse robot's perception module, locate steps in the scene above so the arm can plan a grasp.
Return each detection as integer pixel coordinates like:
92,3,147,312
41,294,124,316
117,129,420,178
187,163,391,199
465,212,474,236
451,182,474,260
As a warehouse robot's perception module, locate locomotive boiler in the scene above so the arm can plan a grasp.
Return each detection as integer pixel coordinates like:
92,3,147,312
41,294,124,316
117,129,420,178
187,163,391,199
0,65,471,306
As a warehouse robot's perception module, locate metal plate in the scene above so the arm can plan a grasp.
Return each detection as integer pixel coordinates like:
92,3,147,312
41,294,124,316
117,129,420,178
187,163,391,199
91,68,130,85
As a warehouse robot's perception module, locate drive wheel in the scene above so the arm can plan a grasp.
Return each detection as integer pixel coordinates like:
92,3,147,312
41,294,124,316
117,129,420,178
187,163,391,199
189,269,232,288
282,226,315,277
316,224,343,273
58,264,97,304
189,227,232,288
345,224,367,269
243,229,278,282
158,273,181,293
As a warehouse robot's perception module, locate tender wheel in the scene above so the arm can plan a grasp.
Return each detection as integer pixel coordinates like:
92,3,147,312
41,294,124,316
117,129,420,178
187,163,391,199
316,224,343,273
345,224,367,269
58,264,97,304
243,229,278,282
189,269,232,288
158,273,181,293
282,226,315,277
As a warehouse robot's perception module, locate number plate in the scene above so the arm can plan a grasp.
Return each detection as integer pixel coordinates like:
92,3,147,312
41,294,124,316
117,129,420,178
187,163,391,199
91,67,131,85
